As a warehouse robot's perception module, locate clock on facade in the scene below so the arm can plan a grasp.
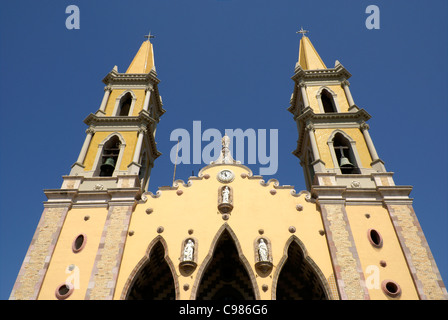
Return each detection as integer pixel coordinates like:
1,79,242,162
217,169,234,183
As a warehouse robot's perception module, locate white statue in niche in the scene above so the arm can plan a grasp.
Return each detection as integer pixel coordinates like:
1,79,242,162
258,239,269,262
222,186,230,204
183,239,195,262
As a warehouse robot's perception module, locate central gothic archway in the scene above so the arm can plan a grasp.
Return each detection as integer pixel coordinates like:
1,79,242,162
193,226,259,300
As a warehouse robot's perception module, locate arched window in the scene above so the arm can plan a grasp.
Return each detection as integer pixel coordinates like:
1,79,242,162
99,135,121,177
333,133,360,174
321,89,337,113
118,92,132,116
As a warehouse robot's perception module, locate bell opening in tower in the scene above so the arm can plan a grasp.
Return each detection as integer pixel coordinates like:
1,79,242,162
333,133,360,174
99,136,121,177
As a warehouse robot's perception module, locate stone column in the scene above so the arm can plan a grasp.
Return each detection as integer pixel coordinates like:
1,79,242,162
341,80,355,108
299,81,310,109
127,128,146,175
360,122,386,172
142,87,152,112
306,124,326,172
70,128,94,175
98,86,112,115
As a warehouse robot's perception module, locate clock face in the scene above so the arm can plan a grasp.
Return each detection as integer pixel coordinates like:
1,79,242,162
218,169,234,183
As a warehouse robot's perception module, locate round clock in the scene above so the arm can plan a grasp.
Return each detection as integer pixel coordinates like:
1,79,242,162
217,169,234,183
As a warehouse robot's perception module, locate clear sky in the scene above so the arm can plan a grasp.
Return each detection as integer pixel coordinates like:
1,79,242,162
0,0,447,300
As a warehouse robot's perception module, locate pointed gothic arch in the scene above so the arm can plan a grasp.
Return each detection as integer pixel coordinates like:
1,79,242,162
112,90,137,116
316,86,340,113
327,130,362,174
272,236,333,300
121,236,179,300
92,133,127,177
191,224,260,300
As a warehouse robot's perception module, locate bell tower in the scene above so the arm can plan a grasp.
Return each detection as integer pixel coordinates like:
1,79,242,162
68,34,165,193
10,36,166,300
289,31,388,192
288,31,448,300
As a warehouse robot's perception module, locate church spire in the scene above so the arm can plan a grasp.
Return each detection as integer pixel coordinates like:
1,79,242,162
297,31,327,70
126,33,156,74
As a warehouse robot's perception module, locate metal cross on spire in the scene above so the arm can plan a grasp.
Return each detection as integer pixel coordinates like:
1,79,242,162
296,27,309,37
144,31,155,41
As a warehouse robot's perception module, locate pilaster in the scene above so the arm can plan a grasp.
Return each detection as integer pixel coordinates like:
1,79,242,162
316,193,370,300
85,203,134,300
9,205,71,300
385,203,448,300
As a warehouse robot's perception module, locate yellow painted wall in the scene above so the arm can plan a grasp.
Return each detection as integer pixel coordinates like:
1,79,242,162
82,131,138,172
113,164,334,300
345,205,419,299
314,128,372,169
103,89,146,116
306,85,350,114
38,207,109,300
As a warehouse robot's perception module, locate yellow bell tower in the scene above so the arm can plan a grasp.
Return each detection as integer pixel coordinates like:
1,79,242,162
10,36,165,300
68,34,165,192
288,31,447,300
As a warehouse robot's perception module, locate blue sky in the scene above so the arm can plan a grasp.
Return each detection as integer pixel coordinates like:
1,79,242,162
0,0,447,299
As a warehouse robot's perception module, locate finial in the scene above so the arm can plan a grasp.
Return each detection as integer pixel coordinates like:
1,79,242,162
144,31,155,41
210,134,240,165
296,27,309,37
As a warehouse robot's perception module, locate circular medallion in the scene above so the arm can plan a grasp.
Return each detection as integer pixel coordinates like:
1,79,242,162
217,169,234,183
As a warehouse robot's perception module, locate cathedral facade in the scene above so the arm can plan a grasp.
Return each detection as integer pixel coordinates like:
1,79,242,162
10,33,447,300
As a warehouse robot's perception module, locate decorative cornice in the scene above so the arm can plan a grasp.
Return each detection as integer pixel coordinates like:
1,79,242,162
102,69,160,85
292,63,352,83
298,107,371,124
84,111,155,127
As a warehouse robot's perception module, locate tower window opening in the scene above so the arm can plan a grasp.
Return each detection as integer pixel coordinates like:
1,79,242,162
321,89,337,113
333,133,359,174
99,136,121,177
118,92,132,116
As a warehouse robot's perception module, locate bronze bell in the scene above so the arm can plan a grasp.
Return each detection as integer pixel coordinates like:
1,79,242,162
339,155,354,167
100,157,115,174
